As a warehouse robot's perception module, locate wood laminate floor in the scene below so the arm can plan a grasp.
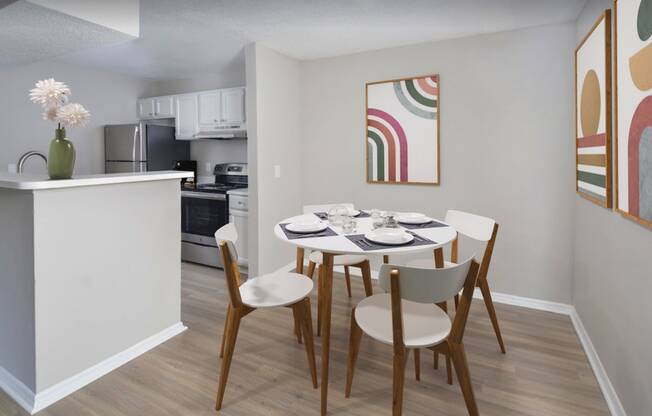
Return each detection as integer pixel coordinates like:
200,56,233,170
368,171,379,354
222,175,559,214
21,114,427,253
0,262,609,416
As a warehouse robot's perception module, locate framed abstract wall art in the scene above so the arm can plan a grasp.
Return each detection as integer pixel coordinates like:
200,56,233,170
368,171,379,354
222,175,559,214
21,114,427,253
615,0,652,228
575,11,613,207
365,75,439,185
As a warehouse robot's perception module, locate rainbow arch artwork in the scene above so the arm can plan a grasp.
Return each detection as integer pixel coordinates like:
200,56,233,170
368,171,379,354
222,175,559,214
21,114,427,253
366,75,439,185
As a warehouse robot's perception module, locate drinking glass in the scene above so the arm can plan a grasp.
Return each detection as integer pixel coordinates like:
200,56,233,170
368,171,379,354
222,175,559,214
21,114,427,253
342,216,355,234
383,211,399,228
371,209,384,229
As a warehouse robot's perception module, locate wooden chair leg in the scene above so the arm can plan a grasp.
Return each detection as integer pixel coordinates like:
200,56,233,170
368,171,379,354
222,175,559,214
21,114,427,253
392,350,407,416
306,261,316,279
317,265,323,337
292,305,303,345
479,279,506,353
446,353,453,385
433,349,438,369
433,301,448,374
345,307,363,397
414,349,421,381
454,294,459,310
296,298,318,388
344,266,352,298
219,304,232,358
215,309,242,410
449,342,479,416
359,260,373,297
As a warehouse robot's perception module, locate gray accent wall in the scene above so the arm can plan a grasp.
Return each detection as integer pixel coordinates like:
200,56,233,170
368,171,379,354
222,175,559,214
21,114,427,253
574,1,652,415
298,23,576,303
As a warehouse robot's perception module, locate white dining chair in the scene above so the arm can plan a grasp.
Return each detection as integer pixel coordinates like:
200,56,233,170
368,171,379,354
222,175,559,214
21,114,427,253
214,224,317,410
345,258,481,416
302,203,373,335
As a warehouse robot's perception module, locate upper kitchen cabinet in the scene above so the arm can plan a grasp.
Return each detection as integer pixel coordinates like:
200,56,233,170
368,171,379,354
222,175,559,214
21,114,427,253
220,87,245,126
198,87,246,130
138,96,175,119
198,91,221,129
175,94,199,140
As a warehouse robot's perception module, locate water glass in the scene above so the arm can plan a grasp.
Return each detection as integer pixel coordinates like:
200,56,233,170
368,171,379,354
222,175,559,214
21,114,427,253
384,211,399,228
342,216,356,234
371,208,384,229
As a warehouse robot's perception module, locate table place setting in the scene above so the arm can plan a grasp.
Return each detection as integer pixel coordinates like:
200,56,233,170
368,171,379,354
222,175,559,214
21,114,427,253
346,228,437,251
395,212,448,229
279,217,338,239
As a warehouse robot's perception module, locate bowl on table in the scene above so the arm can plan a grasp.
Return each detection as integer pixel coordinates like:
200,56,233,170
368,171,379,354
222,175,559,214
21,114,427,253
396,212,432,225
286,218,328,233
364,228,414,245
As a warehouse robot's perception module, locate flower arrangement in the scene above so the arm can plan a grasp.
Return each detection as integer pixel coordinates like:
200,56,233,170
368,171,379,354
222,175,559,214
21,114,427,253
29,78,90,128
28,78,90,179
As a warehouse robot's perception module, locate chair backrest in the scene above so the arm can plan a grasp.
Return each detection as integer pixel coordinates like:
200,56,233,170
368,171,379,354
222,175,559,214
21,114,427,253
379,257,475,304
303,203,354,214
215,224,243,308
383,258,480,348
444,210,495,242
445,210,499,283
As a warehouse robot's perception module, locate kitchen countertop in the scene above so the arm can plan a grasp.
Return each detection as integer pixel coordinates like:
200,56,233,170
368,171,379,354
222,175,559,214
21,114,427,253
0,171,193,191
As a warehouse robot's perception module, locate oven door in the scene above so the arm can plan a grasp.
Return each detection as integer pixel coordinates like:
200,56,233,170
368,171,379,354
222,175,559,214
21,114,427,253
181,192,228,247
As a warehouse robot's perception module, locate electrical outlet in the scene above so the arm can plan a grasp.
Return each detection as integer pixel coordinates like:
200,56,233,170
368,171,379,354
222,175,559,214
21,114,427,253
8,163,17,174
274,165,281,178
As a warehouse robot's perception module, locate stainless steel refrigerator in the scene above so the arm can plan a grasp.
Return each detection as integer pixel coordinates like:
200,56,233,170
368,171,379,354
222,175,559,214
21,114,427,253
104,123,189,173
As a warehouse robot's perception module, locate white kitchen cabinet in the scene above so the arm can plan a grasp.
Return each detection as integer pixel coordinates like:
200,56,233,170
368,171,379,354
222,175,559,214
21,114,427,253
220,87,245,126
138,98,156,119
156,96,175,118
174,95,199,140
198,91,221,129
139,96,175,119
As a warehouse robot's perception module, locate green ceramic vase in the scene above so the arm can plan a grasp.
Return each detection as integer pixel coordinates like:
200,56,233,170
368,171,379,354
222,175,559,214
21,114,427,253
48,127,76,180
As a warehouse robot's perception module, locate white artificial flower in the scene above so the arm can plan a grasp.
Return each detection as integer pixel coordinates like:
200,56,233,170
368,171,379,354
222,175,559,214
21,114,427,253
42,107,58,121
29,78,70,108
57,103,90,128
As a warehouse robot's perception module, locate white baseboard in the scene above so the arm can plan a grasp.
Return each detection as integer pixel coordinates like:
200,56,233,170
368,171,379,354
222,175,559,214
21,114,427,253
1,322,187,414
0,366,35,414
276,260,626,416
570,309,626,416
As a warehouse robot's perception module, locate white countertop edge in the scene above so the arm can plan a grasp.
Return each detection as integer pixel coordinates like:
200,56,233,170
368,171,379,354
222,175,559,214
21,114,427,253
0,171,194,191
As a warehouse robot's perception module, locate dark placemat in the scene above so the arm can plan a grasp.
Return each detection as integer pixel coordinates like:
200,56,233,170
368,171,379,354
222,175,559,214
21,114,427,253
346,232,437,251
313,210,371,220
279,223,338,240
398,220,448,230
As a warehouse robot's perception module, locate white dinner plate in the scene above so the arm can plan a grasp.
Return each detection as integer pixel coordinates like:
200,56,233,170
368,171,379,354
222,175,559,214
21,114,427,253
364,228,414,245
286,220,328,233
348,209,361,217
397,212,432,225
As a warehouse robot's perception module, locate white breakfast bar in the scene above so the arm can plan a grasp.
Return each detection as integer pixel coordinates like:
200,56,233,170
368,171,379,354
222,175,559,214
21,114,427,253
0,171,192,414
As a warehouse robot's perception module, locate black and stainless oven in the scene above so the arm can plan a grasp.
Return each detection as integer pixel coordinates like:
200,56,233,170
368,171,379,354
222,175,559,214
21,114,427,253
181,163,248,268
181,191,227,267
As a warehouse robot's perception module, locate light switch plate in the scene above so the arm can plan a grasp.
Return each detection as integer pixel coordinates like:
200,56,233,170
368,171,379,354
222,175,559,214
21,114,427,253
274,165,281,178
205,162,212,173
8,163,17,173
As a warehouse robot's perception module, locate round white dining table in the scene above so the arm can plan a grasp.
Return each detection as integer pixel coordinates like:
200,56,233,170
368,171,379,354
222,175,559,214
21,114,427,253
274,212,457,415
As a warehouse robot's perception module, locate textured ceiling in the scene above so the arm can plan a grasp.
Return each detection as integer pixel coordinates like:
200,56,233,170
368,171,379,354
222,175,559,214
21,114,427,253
0,1,134,69
2,0,588,80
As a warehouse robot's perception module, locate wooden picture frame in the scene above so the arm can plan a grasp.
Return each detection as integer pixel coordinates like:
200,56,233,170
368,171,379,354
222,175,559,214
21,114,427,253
365,74,440,185
614,0,652,229
575,10,613,208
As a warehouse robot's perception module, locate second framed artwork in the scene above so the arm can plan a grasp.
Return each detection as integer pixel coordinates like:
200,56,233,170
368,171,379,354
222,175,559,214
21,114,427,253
575,10,613,207
365,75,439,185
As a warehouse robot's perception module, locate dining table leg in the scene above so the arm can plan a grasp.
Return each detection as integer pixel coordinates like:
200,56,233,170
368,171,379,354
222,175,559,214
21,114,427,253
296,247,305,274
320,252,335,415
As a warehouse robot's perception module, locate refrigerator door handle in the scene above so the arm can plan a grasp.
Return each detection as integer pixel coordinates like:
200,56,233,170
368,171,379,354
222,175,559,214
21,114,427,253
132,125,139,161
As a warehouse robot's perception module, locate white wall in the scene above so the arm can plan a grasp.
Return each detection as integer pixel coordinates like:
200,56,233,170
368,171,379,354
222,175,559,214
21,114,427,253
0,60,149,175
143,71,248,182
573,1,652,415
246,43,303,275
299,23,576,303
